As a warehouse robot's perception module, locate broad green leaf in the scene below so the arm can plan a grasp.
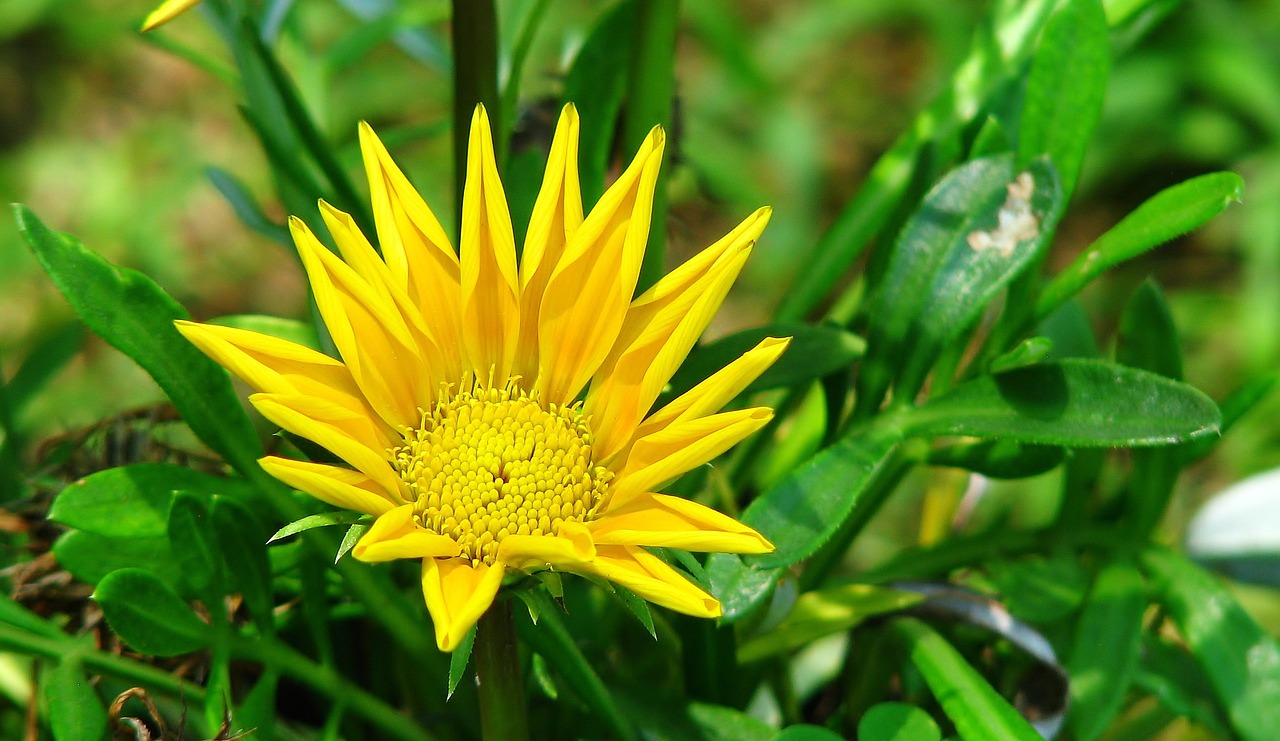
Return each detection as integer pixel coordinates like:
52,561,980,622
902,360,1220,446
858,702,942,741
212,498,274,634
1018,0,1109,197
52,531,183,592
738,585,921,662
892,618,1041,741
1142,547,1280,741
705,553,784,624
858,155,1062,406
95,568,211,657
447,625,477,700
669,323,865,398
168,493,225,604
270,510,371,543
1039,301,1100,360
743,425,903,569
210,314,320,350
687,703,773,741
772,726,846,741
1067,560,1145,741
1035,172,1244,321
15,206,265,477
925,440,1064,479
43,658,107,741
562,1,635,205
1119,281,1184,534
516,592,636,741
50,464,251,539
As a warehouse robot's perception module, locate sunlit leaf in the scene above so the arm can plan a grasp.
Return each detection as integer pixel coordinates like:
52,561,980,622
95,568,211,657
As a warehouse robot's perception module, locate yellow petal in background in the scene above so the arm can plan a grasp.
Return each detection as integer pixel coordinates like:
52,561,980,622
259,457,402,516
575,545,720,618
515,105,584,380
590,493,773,554
536,126,666,405
359,122,464,379
588,207,771,460
141,0,202,31
422,558,505,652
353,505,461,562
459,106,520,381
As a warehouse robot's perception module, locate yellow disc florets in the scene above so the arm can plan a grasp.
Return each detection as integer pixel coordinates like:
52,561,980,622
392,376,611,565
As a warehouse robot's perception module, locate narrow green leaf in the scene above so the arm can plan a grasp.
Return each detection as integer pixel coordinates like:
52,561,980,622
0,594,63,639
95,568,211,657
43,658,107,741
903,360,1221,446
611,585,656,639
4,323,83,418
686,703,773,741
1133,636,1229,735
925,439,1064,479
50,463,251,538
1017,0,1109,196
669,323,865,398
336,522,371,562
447,625,477,699
1142,547,1280,741
52,531,184,592
1067,560,1146,741
1035,172,1244,321
858,702,942,741
15,206,265,476
743,425,903,569
168,493,225,603
562,1,635,204
858,155,1062,407
205,167,290,246
985,554,1089,623
1181,373,1278,463
892,618,1041,741
212,498,274,634
270,510,370,543
987,336,1053,373
738,585,921,662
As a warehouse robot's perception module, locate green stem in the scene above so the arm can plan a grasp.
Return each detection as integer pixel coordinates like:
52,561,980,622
475,600,529,741
623,0,678,293
451,0,501,235
500,0,552,148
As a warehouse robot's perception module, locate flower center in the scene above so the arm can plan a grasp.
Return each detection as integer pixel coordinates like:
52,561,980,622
392,376,611,566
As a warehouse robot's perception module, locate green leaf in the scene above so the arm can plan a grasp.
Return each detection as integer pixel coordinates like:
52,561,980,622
168,493,225,603
987,336,1053,373
925,439,1063,479
705,553,785,624
985,554,1088,623
892,618,1041,741
336,522,371,562
772,725,852,741
858,155,1062,406
1067,560,1146,741
52,531,183,592
50,463,249,539
902,360,1221,446
447,625,477,700
739,585,921,662
212,498,274,634
15,206,265,476
95,568,211,657
743,425,903,569
858,702,942,741
562,1,635,205
270,510,370,543
0,594,63,639
210,314,321,350
686,703,774,741
669,323,865,398
1035,172,1244,321
4,323,83,418
1141,547,1280,741
43,658,107,741
611,584,656,639
1017,0,1109,197
1133,636,1228,735
205,167,290,246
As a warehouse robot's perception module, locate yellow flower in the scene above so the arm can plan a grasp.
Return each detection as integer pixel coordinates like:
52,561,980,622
177,105,787,651
141,0,202,31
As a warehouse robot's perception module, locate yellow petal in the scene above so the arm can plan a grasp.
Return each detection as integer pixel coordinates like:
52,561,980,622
535,126,666,405
497,521,595,571
174,319,373,419
635,337,790,441
573,545,719,618
291,216,429,428
587,207,771,461
590,493,773,554
141,0,202,31
258,457,400,516
250,392,405,499
459,106,520,381
358,123,464,379
353,504,462,562
609,407,773,504
514,105,584,380
421,558,506,652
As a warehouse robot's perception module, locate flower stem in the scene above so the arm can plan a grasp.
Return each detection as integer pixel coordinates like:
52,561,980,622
475,599,529,741
451,0,501,235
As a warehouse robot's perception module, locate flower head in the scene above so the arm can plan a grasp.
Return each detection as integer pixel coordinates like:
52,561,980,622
141,0,203,31
177,105,786,651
